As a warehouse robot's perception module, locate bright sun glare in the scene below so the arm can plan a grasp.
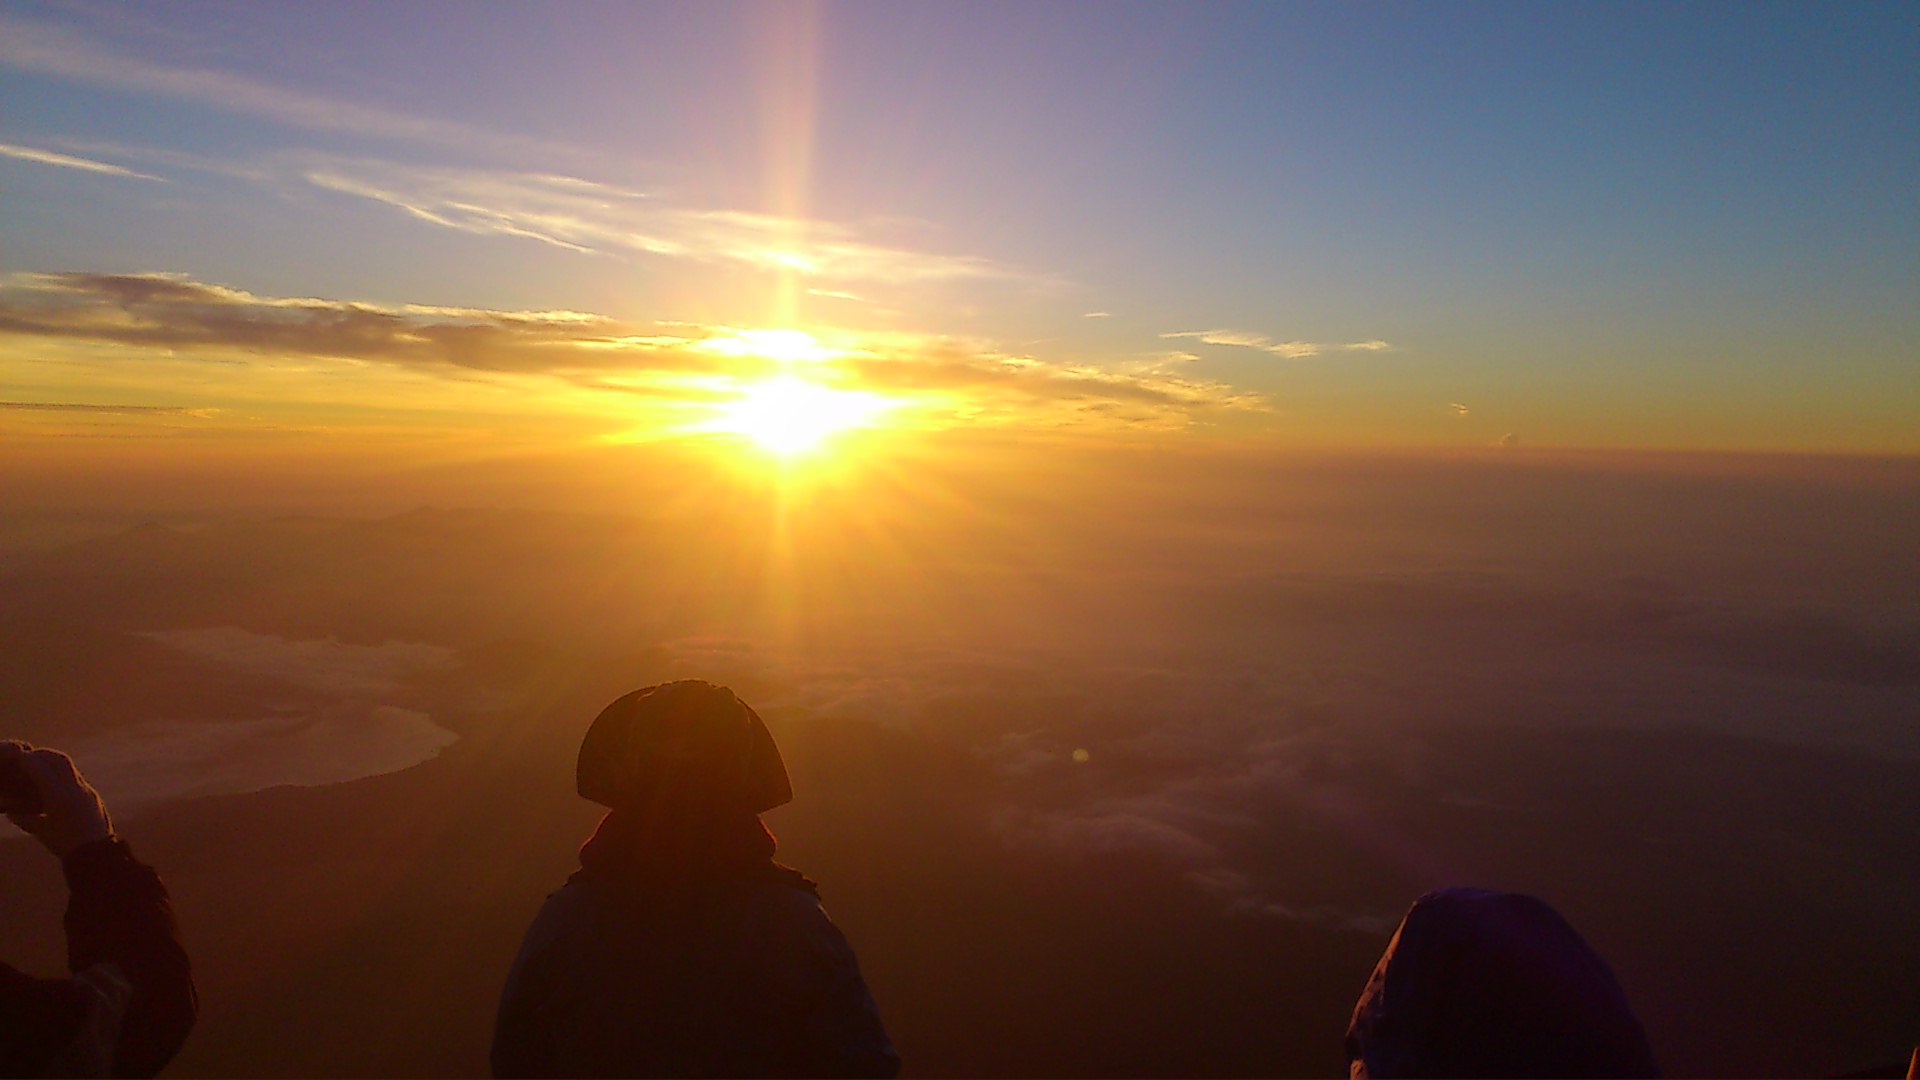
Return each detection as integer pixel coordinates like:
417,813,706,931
689,328,900,457
710,375,894,456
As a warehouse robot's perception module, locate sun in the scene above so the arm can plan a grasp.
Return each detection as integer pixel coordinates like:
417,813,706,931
708,375,895,456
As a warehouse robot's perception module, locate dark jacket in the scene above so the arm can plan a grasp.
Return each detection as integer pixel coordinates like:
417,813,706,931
491,868,898,1079
0,839,197,1078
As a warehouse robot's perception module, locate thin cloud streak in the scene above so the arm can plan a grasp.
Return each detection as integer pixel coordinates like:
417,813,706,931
0,14,568,160
301,170,603,255
38,138,276,182
1163,329,1394,359
0,271,645,376
0,401,202,415
0,141,164,181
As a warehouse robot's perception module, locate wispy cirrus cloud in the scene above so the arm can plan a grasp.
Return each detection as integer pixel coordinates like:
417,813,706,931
1162,329,1393,358
298,157,1021,284
840,341,1264,424
806,288,867,303
0,14,564,160
12,133,1027,286
29,138,274,183
0,271,1261,431
0,0,1026,292
0,141,164,181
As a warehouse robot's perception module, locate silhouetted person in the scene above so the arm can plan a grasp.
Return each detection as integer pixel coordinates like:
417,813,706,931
1345,888,1659,1078
491,681,898,1078
0,742,197,1077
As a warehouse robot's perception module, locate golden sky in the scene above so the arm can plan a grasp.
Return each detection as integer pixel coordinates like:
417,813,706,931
2,4,1916,469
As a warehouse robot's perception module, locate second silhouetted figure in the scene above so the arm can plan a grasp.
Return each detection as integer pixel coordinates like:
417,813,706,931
491,680,898,1079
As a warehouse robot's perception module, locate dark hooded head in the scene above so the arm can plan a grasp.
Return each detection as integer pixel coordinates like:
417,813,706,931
1346,888,1659,1078
576,680,792,816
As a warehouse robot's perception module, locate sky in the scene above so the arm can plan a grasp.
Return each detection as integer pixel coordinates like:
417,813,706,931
1,0,1916,468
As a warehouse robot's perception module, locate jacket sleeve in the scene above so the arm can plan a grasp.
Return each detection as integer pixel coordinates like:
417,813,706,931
62,839,197,1079
491,894,569,1079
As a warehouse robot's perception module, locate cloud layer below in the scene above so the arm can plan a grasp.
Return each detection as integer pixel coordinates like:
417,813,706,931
58,627,460,811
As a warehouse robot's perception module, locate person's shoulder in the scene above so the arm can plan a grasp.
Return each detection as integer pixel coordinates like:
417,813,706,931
742,873,860,969
542,873,606,906
518,874,617,947
747,871,831,924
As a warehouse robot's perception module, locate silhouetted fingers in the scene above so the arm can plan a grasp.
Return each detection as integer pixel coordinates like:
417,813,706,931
22,746,94,798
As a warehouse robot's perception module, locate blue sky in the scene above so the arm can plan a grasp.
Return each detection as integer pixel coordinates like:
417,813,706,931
1,0,1915,453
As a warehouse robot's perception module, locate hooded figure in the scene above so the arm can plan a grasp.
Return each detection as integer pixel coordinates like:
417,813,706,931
1345,888,1659,1078
491,681,898,1079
